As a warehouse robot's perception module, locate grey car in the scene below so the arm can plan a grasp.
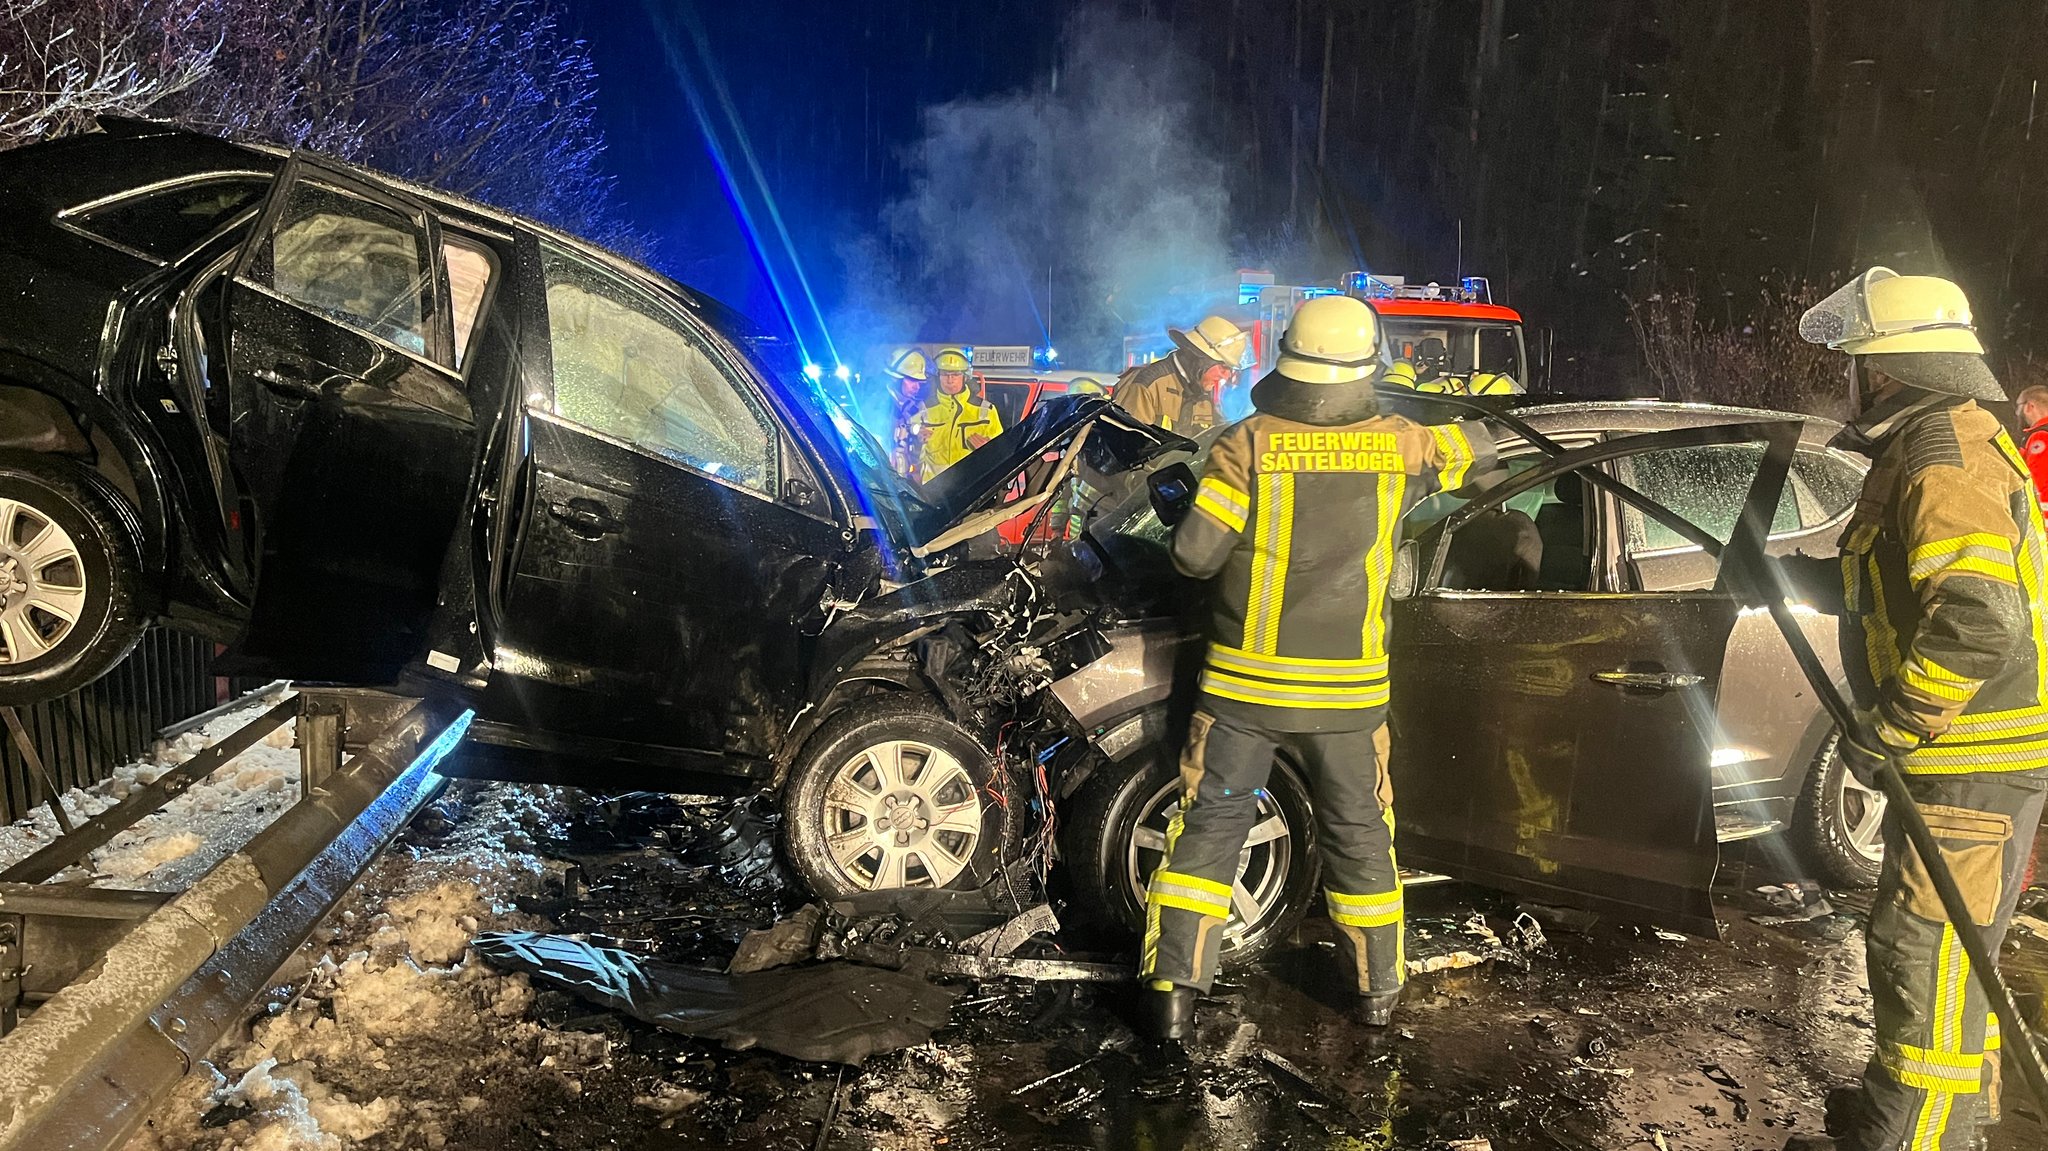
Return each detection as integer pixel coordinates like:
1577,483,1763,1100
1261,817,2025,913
1052,399,1875,958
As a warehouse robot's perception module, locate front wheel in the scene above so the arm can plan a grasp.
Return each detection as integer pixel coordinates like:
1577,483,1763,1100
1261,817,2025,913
0,458,146,705
783,695,1014,898
1792,730,1886,890
1059,742,1318,964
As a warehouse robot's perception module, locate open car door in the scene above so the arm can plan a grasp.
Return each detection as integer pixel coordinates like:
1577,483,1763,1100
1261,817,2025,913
218,155,482,681
1389,419,1800,938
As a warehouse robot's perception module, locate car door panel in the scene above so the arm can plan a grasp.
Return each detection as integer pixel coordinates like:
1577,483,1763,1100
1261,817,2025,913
486,410,838,758
1391,593,1733,937
219,156,476,682
1392,420,1801,937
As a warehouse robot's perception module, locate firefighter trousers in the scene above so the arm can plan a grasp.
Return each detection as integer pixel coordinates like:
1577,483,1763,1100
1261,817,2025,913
1139,708,1402,997
1848,771,2046,1151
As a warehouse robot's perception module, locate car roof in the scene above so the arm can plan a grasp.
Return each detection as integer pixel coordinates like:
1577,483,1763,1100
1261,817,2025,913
1506,398,1847,451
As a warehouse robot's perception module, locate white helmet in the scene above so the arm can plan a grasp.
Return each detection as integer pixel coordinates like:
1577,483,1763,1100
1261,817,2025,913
1169,315,1254,371
1275,295,1382,385
1800,267,1984,356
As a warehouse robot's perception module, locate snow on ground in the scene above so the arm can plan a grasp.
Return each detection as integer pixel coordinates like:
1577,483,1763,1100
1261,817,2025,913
121,782,607,1151
0,688,303,891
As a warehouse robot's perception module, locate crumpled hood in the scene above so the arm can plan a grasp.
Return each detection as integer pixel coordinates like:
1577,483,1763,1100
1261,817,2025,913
900,395,1193,546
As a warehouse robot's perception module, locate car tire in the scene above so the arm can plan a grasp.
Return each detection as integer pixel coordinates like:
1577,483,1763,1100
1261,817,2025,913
783,695,1014,898
1058,740,1318,965
1792,729,1885,890
0,457,145,706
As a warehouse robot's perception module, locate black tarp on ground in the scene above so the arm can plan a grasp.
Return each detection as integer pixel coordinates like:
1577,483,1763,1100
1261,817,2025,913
473,930,960,1065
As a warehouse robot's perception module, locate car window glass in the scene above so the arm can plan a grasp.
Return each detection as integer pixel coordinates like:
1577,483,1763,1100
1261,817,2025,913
1618,443,1800,552
1790,449,1862,528
442,236,493,371
259,179,435,358
541,245,777,494
70,175,266,260
1435,466,1593,592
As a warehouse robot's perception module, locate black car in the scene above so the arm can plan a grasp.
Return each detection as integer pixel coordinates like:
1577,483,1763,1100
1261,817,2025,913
0,121,1826,955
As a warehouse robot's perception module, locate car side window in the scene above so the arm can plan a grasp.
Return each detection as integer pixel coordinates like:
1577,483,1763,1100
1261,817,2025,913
540,245,777,495
254,179,437,358
1617,443,1805,553
67,174,268,260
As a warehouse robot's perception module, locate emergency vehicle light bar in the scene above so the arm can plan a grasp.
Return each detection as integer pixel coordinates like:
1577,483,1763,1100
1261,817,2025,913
1341,272,1494,305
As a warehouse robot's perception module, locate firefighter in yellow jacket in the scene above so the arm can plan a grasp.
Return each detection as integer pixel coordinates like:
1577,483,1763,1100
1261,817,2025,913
1782,269,2048,1151
912,348,1003,481
1384,335,1522,395
1137,295,1499,1042
1114,316,1251,434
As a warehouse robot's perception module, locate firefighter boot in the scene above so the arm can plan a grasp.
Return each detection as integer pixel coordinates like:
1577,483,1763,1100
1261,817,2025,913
1138,983,1197,1042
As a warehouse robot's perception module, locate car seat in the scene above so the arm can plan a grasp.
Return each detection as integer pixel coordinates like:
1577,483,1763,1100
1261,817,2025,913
1535,471,1589,590
1442,508,1542,590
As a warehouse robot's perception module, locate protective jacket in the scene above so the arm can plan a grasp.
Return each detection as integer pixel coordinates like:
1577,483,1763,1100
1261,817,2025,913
911,390,1003,481
1171,412,1495,732
1114,353,1220,434
2024,422,2048,515
1804,388,2048,773
1383,360,1521,395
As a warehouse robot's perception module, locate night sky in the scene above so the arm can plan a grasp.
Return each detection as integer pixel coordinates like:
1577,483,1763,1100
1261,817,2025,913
579,2,1069,358
567,1,2048,399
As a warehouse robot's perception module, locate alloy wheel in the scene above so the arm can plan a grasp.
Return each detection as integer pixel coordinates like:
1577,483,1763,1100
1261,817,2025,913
1839,764,1888,867
1125,778,1295,949
0,497,86,665
820,739,985,890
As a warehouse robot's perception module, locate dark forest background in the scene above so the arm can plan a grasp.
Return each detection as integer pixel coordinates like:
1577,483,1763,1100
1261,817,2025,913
6,1,2045,413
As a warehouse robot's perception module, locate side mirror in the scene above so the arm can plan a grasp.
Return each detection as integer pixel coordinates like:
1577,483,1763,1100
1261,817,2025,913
1390,539,1420,601
782,476,820,510
1147,462,1197,527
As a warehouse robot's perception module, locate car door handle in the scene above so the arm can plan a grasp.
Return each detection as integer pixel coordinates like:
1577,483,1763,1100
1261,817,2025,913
547,498,617,536
1592,669,1705,692
251,362,322,399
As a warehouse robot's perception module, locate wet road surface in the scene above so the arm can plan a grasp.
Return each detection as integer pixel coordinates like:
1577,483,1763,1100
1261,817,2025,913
497,799,2048,1151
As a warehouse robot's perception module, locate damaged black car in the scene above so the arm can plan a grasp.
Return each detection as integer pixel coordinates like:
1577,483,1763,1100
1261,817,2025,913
0,121,1847,960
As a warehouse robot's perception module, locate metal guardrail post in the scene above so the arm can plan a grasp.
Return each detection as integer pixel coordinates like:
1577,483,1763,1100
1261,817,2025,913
298,702,342,793
0,700,471,1151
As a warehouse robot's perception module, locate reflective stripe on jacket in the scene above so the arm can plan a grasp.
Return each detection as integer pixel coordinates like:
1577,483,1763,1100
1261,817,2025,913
1170,411,1497,732
1836,395,2048,774
1114,355,1219,434
913,392,1003,480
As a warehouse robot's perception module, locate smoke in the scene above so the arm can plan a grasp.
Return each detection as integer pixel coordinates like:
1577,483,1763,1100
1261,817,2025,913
833,10,1235,374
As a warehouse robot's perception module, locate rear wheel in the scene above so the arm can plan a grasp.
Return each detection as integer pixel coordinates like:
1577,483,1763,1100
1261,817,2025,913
1059,742,1318,964
0,458,145,705
1792,730,1885,889
783,695,1014,897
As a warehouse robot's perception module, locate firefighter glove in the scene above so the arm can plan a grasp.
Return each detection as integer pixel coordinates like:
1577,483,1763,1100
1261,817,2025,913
1840,708,1919,788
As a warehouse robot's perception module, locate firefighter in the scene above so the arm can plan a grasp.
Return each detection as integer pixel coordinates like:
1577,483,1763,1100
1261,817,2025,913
885,349,929,479
1114,315,1251,434
1780,268,2048,1151
2014,382,2048,515
912,347,1003,481
1385,335,1520,395
1137,295,1499,1042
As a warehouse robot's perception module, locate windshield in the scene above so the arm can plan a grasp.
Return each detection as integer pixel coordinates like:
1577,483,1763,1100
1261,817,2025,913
1382,318,1526,384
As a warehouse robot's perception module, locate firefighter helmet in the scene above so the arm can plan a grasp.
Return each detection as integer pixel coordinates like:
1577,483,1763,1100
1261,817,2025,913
1068,376,1107,395
1801,268,2003,402
889,349,929,382
1250,296,1384,424
1800,268,1985,356
1169,316,1253,371
934,347,972,374
1276,295,1382,385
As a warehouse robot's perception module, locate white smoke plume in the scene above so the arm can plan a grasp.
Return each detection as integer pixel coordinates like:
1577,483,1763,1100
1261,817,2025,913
833,10,1236,376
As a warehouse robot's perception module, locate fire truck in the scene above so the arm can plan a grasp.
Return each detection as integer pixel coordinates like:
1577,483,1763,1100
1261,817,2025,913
1122,270,1530,399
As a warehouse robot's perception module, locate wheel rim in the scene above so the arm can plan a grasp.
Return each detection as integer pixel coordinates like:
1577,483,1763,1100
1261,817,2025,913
1836,753,1888,865
1125,778,1294,950
0,497,85,666
819,739,983,890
